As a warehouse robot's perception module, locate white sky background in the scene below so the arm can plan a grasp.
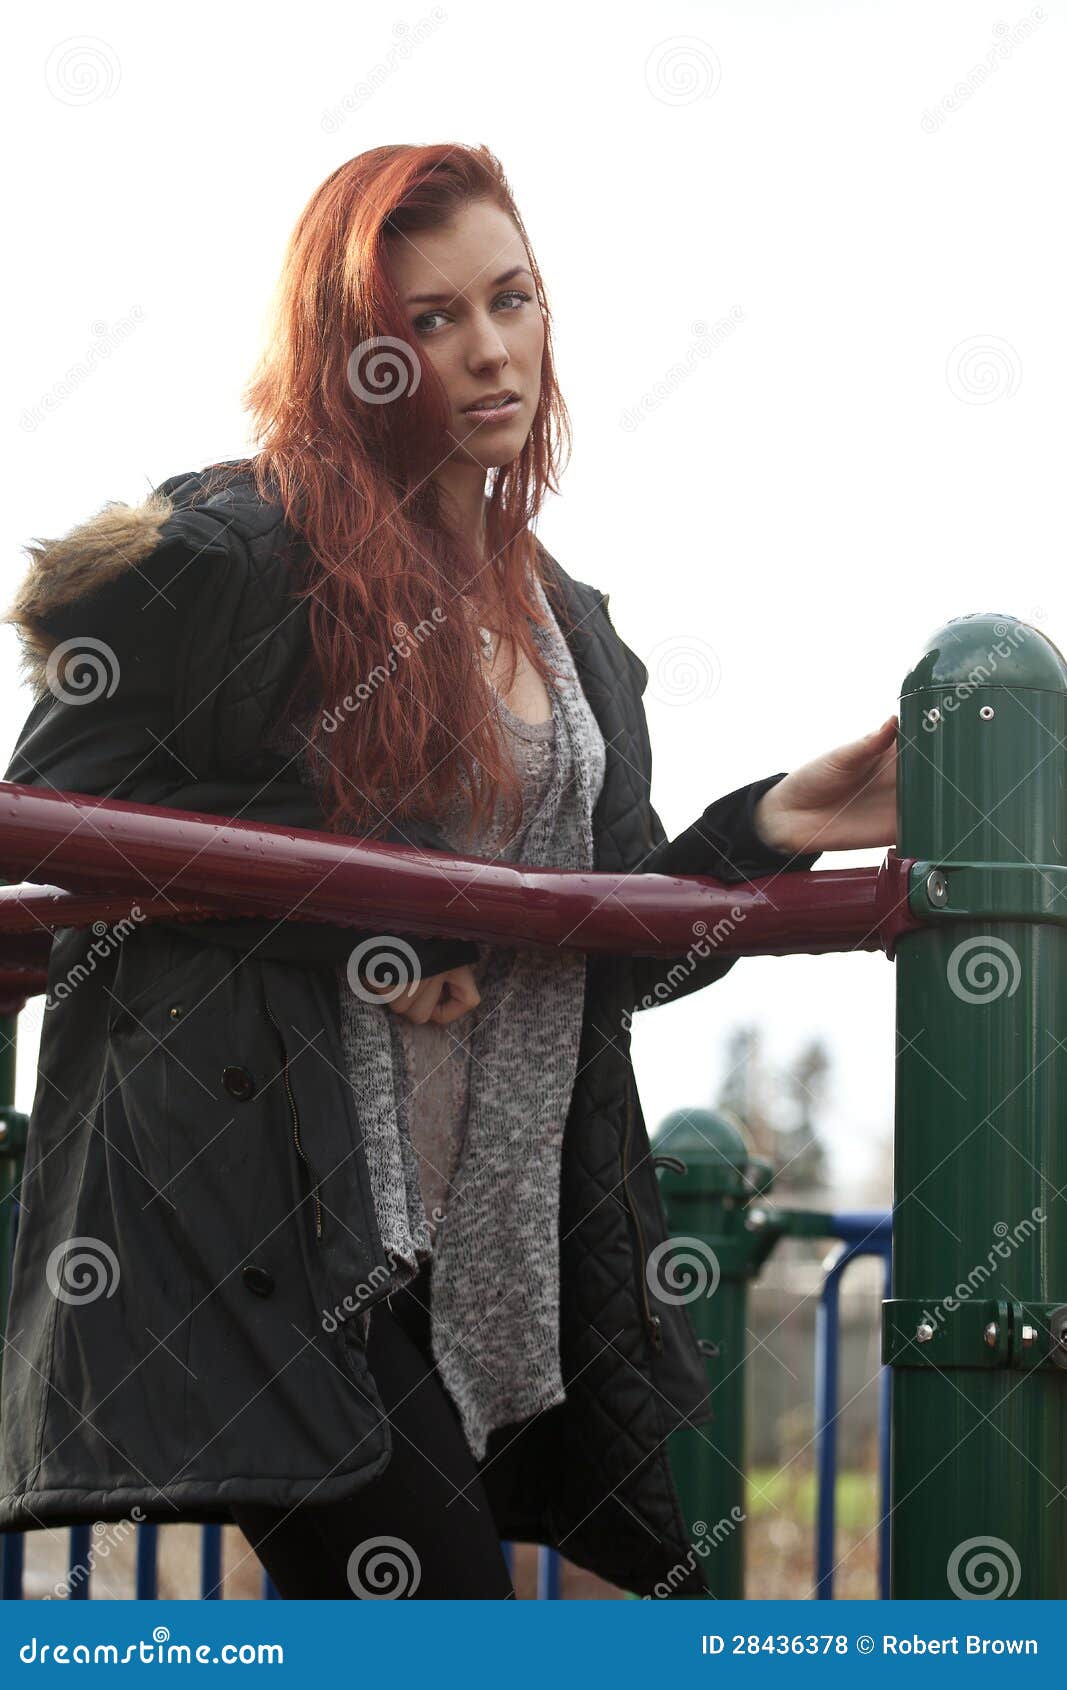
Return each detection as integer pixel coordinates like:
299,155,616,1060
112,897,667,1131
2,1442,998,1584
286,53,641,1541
4,0,1063,1202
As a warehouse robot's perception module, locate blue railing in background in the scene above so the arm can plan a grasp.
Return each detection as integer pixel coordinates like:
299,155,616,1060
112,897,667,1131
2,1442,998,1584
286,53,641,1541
813,1211,893,1601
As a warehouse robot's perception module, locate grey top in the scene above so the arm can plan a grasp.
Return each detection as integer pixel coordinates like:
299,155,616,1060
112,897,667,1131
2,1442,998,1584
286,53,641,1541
268,572,607,1462
401,696,557,1234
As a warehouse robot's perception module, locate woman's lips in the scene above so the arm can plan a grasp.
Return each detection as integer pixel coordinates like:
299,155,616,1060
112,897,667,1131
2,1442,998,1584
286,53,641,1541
461,396,521,423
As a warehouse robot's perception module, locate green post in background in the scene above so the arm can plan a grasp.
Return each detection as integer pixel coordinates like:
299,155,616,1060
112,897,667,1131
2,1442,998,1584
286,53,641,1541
889,613,1067,1597
654,1108,776,1598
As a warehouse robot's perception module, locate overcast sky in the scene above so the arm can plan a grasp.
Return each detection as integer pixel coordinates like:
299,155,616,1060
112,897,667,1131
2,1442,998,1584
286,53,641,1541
5,0,1063,1201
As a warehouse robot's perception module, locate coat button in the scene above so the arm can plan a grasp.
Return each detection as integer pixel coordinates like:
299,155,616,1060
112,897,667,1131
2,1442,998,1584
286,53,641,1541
242,1265,275,1298
222,1065,256,1100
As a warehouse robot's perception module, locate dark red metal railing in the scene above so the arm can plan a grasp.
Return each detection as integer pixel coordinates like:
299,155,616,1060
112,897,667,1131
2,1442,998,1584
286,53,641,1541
0,781,922,1007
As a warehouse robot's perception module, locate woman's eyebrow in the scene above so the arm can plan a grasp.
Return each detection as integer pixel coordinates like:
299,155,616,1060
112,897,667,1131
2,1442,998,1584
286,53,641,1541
406,264,534,305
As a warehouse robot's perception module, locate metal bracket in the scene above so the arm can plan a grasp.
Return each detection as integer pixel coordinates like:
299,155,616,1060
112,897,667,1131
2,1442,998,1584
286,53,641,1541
883,1298,1067,1370
909,861,1067,925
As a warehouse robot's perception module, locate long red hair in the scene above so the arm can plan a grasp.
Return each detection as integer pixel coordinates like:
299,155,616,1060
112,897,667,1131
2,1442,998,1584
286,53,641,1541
216,143,573,843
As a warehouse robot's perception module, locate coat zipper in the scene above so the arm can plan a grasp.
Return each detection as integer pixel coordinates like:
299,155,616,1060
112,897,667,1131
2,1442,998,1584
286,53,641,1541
263,994,324,1240
621,1066,664,1354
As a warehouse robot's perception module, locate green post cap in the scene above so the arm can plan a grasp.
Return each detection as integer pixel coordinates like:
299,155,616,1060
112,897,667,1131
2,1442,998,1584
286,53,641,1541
652,1106,750,1168
901,613,1067,698
651,1107,775,1201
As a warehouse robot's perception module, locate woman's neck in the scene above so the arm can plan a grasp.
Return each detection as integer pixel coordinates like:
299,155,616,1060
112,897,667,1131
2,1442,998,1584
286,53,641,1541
434,469,489,560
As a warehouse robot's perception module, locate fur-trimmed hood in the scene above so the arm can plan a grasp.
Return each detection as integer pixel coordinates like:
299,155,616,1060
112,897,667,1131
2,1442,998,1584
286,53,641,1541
4,490,180,697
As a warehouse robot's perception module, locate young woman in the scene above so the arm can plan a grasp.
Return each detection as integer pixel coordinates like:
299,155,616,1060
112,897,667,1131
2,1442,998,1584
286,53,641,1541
0,143,896,1600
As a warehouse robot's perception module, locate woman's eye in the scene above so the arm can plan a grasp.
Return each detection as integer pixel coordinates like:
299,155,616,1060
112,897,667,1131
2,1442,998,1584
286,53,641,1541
413,291,532,337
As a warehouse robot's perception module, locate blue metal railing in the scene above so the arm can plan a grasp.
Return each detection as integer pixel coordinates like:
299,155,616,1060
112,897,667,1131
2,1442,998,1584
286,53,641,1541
813,1210,893,1600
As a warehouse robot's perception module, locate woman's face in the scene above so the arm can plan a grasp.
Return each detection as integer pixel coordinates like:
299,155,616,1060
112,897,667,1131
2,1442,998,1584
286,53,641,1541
388,197,545,474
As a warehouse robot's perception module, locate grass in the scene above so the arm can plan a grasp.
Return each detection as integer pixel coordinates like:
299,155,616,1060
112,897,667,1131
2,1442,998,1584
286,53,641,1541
746,1465,878,1531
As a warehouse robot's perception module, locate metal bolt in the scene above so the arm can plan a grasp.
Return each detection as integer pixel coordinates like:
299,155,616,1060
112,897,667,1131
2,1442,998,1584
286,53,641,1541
979,705,995,721
926,870,949,908
926,707,941,726
984,1321,999,1348
1020,1324,1037,1347
168,1004,183,1020
745,1207,769,1232
915,1322,935,1343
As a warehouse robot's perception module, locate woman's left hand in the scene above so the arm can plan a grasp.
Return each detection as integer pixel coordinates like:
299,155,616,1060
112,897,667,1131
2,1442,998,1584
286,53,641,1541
752,716,898,854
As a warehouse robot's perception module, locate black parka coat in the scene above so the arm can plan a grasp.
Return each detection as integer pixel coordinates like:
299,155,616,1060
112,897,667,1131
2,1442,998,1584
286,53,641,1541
0,463,819,1597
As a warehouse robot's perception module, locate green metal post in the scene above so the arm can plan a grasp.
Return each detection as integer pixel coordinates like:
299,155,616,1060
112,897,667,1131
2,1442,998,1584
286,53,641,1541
888,612,1067,1597
654,1108,776,1597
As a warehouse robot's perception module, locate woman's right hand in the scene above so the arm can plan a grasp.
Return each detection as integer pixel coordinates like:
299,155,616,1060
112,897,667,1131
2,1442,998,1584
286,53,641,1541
360,962,482,1026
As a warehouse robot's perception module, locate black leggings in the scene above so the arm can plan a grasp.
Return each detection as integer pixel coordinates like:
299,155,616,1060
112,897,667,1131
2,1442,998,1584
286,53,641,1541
230,1258,516,1599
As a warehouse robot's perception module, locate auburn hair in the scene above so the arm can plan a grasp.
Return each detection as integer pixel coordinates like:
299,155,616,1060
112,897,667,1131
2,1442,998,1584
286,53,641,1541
217,142,573,844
